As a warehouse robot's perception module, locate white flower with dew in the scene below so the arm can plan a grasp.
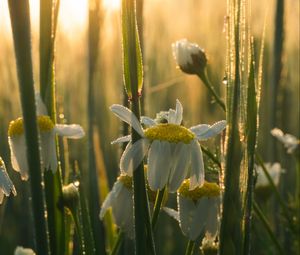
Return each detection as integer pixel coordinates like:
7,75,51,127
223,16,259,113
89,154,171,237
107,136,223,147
110,99,226,192
172,39,207,75
8,115,85,180
0,157,17,204
255,162,282,188
165,179,220,241
99,175,134,238
14,246,36,255
271,128,299,154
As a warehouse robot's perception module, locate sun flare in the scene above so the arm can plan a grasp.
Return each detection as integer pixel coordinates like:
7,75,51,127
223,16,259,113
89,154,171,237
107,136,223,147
103,0,121,11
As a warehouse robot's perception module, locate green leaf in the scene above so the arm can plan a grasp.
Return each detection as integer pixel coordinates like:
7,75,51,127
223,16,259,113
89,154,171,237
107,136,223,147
122,0,143,98
8,0,50,253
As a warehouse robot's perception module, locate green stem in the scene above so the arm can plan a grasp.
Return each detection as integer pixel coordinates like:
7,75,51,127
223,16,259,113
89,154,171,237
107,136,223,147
110,232,124,255
253,201,284,255
256,153,296,233
151,187,166,229
131,99,156,255
184,240,195,255
8,1,50,254
201,146,221,169
87,1,106,253
72,211,85,255
197,70,226,112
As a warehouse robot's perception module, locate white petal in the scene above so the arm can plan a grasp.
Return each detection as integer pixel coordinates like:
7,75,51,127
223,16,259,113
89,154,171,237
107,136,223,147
190,124,210,136
204,197,220,236
189,197,219,240
174,99,183,125
140,116,156,127
147,141,172,190
163,207,179,222
40,132,57,173
35,92,48,116
190,140,204,189
111,135,131,144
99,181,123,219
14,246,36,255
120,139,150,176
111,184,134,238
54,124,85,139
0,163,17,203
110,104,144,137
168,109,177,124
192,120,227,141
168,143,191,192
9,136,29,181
271,128,299,153
178,195,197,240
0,191,3,204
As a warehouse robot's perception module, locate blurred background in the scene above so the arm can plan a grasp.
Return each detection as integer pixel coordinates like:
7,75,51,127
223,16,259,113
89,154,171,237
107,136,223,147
0,0,299,254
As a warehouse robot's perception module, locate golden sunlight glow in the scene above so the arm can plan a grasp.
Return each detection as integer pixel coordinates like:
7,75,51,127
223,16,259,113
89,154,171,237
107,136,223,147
103,0,121,11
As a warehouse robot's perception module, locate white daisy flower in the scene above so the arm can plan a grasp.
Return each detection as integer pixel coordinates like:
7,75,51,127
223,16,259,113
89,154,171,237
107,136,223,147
8,115,85,180
165,179,220,241
172,39,207,75
255,162,282,188
0,157,17,204
14,246,36,255
99,174,134,238
271,128,299,154
110,99,226,192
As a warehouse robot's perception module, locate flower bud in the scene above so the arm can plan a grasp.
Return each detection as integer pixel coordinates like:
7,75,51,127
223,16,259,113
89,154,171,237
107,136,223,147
172,39,207,75
62,182,80,212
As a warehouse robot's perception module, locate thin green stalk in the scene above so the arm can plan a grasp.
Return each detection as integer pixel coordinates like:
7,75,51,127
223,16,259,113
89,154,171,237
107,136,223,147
151,187,166,229
219,1,243,254
201,145,221,169
196,70,226,112
269,0,284,161
73,211,85,255
243,39,258,255
122,0,155,253
184,240,195,255
131,99,156,255
8,1,49,253
40,1,65,254
256,153,296,233
110,232,124,255
253,201,284,255
87,0,107,253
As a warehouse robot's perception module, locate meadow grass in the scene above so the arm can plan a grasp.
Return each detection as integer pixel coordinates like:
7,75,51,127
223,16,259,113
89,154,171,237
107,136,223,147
0,0,299,254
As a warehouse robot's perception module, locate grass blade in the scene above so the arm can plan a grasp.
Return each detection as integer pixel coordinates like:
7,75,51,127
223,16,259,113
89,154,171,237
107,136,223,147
40,1,66,254
8,1,49,253
87,0,107,253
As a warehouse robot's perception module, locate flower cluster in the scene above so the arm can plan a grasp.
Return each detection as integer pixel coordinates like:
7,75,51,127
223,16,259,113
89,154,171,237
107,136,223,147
110,99,226,192
103,99,224,239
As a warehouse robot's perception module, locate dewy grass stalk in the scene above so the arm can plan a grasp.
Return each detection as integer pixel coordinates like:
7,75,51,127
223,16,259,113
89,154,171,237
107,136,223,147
8,0,49,254
88,0,107,253
219,0,243,254
40,1,65,254
243,39,258,255
121,0,155,253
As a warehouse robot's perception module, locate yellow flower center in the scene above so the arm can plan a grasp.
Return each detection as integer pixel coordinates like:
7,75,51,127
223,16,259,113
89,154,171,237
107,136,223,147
144,123,195,144
0,158,4,167
117,168,160,203
178,179,220,200
118,174,133,190
8,115,54,136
